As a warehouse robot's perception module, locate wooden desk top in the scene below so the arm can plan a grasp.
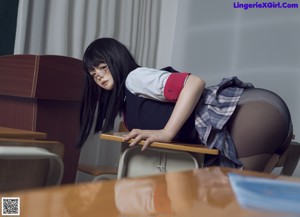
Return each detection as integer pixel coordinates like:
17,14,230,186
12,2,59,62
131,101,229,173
100,132,219,155
0,127,47,139
3,167,298,217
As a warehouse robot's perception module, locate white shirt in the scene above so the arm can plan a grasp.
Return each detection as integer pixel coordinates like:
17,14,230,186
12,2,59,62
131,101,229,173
125,67,190,102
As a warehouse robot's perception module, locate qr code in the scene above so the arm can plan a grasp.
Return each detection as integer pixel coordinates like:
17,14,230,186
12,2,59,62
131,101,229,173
2,197,20,216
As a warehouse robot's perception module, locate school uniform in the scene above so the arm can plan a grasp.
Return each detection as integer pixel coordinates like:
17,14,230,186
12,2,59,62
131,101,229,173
123,67,254,168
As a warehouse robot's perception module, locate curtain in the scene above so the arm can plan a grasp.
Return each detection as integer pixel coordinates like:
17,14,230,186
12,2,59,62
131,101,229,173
14,0,164,180
14,0,162,67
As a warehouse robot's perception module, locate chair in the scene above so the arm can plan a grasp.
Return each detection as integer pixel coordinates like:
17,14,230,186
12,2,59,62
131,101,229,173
0,139,64,192
79,122,208,180
103,123,214,179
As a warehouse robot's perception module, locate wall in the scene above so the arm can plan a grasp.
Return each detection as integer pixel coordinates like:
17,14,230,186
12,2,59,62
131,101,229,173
169,0,300,176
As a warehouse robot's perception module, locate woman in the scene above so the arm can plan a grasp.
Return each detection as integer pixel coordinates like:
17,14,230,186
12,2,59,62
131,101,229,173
78,37,292,169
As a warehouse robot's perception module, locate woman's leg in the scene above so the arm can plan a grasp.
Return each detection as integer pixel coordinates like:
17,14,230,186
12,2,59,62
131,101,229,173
227,88,293,171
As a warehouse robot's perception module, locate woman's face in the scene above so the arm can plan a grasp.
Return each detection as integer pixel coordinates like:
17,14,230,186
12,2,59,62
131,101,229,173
89,63,114,90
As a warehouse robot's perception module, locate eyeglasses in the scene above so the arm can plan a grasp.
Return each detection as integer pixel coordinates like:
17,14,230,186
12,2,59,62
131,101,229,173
90,65,109,78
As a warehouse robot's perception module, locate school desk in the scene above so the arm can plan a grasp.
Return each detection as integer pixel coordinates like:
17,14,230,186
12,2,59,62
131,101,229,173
0,54,83,184
2,167,298,217
0,126,47,139
100,132,219,179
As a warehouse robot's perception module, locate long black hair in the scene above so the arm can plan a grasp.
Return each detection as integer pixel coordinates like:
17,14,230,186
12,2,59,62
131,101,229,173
77,38,139,148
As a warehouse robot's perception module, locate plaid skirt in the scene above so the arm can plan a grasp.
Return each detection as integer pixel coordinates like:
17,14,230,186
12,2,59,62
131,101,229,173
195,77,254,168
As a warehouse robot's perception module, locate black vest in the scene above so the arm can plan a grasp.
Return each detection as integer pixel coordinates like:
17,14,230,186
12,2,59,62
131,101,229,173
124,87,197,143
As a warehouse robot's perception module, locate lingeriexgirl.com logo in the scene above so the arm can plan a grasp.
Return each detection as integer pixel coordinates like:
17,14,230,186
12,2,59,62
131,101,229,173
233,1,299,10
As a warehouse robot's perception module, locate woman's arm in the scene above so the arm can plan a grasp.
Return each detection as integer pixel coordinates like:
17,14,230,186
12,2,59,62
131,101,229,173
123,75,205,150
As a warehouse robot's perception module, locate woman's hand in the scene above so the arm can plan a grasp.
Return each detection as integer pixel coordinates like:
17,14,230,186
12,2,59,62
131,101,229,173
123,129,173,151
